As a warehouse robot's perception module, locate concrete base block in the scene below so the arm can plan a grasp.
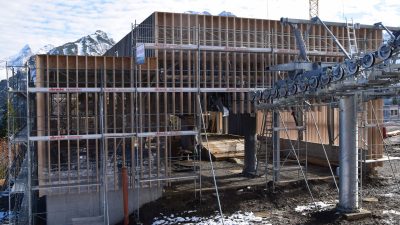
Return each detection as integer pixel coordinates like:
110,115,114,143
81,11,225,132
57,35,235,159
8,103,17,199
46,187,162,225
72,216,104,225
343,209,372,221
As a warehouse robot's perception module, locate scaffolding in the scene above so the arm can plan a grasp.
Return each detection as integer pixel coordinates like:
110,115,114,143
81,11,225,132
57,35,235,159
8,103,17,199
6,12,396,225
7,64,31,224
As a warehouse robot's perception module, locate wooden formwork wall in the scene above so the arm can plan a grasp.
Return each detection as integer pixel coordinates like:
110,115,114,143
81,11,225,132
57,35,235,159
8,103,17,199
152,12,383,159
35,55,145,194
34,54,197,195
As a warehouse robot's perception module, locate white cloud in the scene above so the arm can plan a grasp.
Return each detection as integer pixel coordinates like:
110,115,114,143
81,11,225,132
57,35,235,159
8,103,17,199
0,0,399,60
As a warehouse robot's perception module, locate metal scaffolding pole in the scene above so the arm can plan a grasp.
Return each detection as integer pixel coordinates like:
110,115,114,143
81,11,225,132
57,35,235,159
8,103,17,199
272,110,280,182
196,24,202,200
26,65,32,225
99,68,109,225
338,95,359,212
132,20,141,222
6,63,12,224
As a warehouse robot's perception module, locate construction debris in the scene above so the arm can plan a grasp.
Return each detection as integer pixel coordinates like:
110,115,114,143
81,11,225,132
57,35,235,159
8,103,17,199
386,129,400,137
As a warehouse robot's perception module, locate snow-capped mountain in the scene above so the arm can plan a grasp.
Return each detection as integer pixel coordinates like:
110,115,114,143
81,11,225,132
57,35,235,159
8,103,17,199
36,44,55,55
0,30,115,132
184,11,211,15
49,30,115,56
184,10,236,17
6,44,33,67
0,44,33,70
218,11,236,17
0,44,33,81
0,30,114,80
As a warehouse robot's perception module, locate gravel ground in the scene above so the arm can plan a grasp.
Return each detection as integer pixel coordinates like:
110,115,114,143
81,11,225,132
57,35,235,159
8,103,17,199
136,160,400,225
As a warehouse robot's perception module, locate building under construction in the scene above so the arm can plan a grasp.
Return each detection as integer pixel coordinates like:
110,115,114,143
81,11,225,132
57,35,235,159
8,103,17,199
7,11,398,225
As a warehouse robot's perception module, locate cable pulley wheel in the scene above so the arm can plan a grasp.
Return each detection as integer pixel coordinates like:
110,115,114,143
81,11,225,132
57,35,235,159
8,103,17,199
278,86,288,98
308,76,319,89
297,80,307,93
262,89,270,101
346,60,359,75
332,65,344,81
320,70,331,86
378,44,393,60
362,53,375,68
271,87,279,99
288,83,297,95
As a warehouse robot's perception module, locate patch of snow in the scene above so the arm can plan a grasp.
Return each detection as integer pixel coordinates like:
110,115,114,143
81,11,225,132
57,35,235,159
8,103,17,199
382,209,400,225
0,211,7,219
379,193,400,198
0,211,16,223
295,201,335,215
383,210,400,216
152,211,271,225
77,40,84,55
36,44,55,54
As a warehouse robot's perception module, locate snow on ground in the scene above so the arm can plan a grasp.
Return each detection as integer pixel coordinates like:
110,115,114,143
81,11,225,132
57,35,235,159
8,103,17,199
152,211,271,225
0,211,15,223
379,193,400,198
382,210,400,224
294,201,336,215
383,210,400,216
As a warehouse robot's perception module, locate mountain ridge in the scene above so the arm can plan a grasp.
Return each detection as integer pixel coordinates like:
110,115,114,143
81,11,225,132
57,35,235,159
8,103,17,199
0,30,116,133
49,30,115,56
0,30,115,81
184,10,236,17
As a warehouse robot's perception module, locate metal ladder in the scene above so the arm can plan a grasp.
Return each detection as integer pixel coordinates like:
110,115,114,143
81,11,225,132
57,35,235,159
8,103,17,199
346,18,359,58
255,110,273,176
256,110,305,180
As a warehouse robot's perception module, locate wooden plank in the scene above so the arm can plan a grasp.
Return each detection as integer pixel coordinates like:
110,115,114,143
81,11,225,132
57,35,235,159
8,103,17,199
201,134,244,160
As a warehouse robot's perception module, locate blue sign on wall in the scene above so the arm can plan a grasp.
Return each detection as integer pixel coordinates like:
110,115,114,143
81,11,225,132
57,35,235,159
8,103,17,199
136,43,145,65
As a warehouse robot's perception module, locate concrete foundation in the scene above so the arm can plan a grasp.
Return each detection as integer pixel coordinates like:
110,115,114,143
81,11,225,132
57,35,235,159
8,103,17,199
46,187,162,225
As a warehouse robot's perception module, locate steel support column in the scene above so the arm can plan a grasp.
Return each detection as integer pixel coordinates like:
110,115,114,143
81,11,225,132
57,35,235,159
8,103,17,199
243,116,257,176
338,95,359,212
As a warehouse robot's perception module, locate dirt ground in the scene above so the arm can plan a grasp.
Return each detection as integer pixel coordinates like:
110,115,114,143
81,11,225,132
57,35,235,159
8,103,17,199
134,159,400,225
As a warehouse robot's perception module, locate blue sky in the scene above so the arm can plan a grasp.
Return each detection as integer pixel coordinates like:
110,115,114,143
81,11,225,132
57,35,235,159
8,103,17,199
0,0,399,59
